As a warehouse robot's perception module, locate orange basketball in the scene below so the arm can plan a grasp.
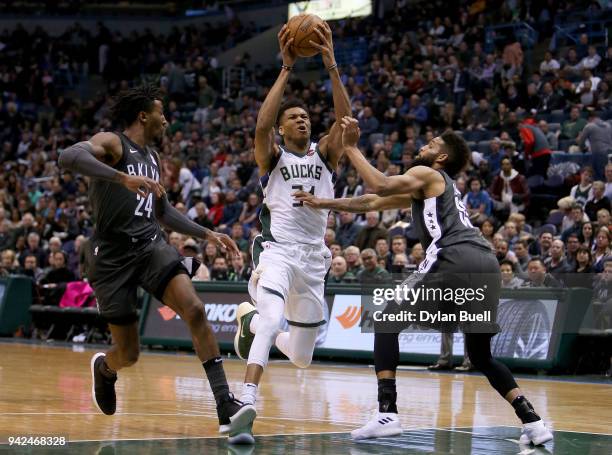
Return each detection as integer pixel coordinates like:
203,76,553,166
286,13,325,58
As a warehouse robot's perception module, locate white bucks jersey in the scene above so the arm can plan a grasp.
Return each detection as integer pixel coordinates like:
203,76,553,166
259,142,335,245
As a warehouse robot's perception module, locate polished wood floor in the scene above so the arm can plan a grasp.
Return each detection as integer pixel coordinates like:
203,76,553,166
0,342,610,445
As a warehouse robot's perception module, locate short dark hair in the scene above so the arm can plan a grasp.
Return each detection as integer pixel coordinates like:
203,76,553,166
528,257,545,267
500,259,515,270
440,131,471,177
276,100,308,126
110,84,162,128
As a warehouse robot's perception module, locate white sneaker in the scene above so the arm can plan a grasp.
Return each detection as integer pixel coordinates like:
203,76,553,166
228,421,255,445
519,419,553,446
351,411,402,440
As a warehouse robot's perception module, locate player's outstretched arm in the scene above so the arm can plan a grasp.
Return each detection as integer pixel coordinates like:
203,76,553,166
254,25,296,174
339,117,430,197
293,190,412,213
58,132,164,199
156,196,240,257
311,22,351,168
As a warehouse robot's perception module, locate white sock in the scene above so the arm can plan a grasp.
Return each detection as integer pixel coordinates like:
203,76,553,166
249,313,260,334
240,382,258,405
275,331,291,358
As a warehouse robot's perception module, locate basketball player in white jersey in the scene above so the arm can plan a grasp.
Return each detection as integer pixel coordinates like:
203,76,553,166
228,23,351,444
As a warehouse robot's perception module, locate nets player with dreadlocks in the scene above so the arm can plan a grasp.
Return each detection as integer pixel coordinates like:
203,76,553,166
295,117,553,447
58,85,256,436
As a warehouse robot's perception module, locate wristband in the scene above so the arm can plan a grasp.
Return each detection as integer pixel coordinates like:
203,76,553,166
281,64,292,71
327,63,338,71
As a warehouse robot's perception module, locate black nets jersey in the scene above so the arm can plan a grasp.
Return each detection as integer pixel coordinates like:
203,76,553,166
89,132,162,242
411,169,491,273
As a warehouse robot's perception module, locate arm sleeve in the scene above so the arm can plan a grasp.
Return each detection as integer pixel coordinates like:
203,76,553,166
157,196,212,239
58,141,120,182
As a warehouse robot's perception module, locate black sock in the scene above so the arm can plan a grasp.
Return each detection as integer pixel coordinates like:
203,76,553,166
512,396,540,423
378,378,398,414
99,359,117,380
203,357,230,405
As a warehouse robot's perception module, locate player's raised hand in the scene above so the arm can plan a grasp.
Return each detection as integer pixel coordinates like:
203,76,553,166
309,22,336,69
119,173,165,199
208,232,240,258
293,190,323,208
340,116,361,148
278,24,297,67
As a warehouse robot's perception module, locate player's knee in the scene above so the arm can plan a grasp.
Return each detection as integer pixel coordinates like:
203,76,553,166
120,347,140,367
256,314,283,340
291,352,313,369
181,299,205,327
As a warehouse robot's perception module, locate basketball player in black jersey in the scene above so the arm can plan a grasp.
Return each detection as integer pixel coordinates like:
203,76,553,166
295,117,553,446
58,85,256,436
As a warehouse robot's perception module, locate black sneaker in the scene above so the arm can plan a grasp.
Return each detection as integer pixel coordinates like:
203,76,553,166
91,353,117,415
217,393,257,434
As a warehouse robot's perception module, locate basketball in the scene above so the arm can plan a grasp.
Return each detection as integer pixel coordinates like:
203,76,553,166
287,13,325,58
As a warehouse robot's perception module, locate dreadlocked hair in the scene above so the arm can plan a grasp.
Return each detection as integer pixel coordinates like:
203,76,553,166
109,84,162,128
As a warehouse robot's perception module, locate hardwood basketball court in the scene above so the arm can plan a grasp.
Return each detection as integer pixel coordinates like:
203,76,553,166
1,342,610,454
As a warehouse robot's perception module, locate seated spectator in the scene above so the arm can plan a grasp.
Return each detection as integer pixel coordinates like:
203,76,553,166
328,256,357,284
336,212,362,248
538,82,565,114
229,252,252,282
210,256,229,281
560,106,587,141
575,246,593,273
463,177,492,225
329,241,342,258
408,242,424,268
593,227,612,273
480,219,496,246
354,212,388,251
598,208,611,230
21,254,44,282
340,171,363,198
489,157,529,219
495,239,517,265
579,45,602,71
565,233,581,270
207,192,225,227
585,181,610,222
375,238,392,271
391,253,409,273
544,239,573,280
357,248,391,284
581,221,595,249
540,51,560,78
500,260,524,289
220,190,243,228
344,246,363,276
230,223,249,252
39,251,76,305
203,241,219,270
561,204,589,242
512,239,531,273
538,120,559,151
192,202,214,229
324,228,336,247
0,249,19,276
501,221,519,248
529,231,554,260
20,232,46,268
570,167,594,207
239,193,261,231
522,258,562,288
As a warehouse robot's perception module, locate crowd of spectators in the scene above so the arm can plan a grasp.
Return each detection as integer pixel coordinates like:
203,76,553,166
0,0,610,331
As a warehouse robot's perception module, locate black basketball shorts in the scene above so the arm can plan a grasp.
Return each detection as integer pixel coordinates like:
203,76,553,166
88,235,192,325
